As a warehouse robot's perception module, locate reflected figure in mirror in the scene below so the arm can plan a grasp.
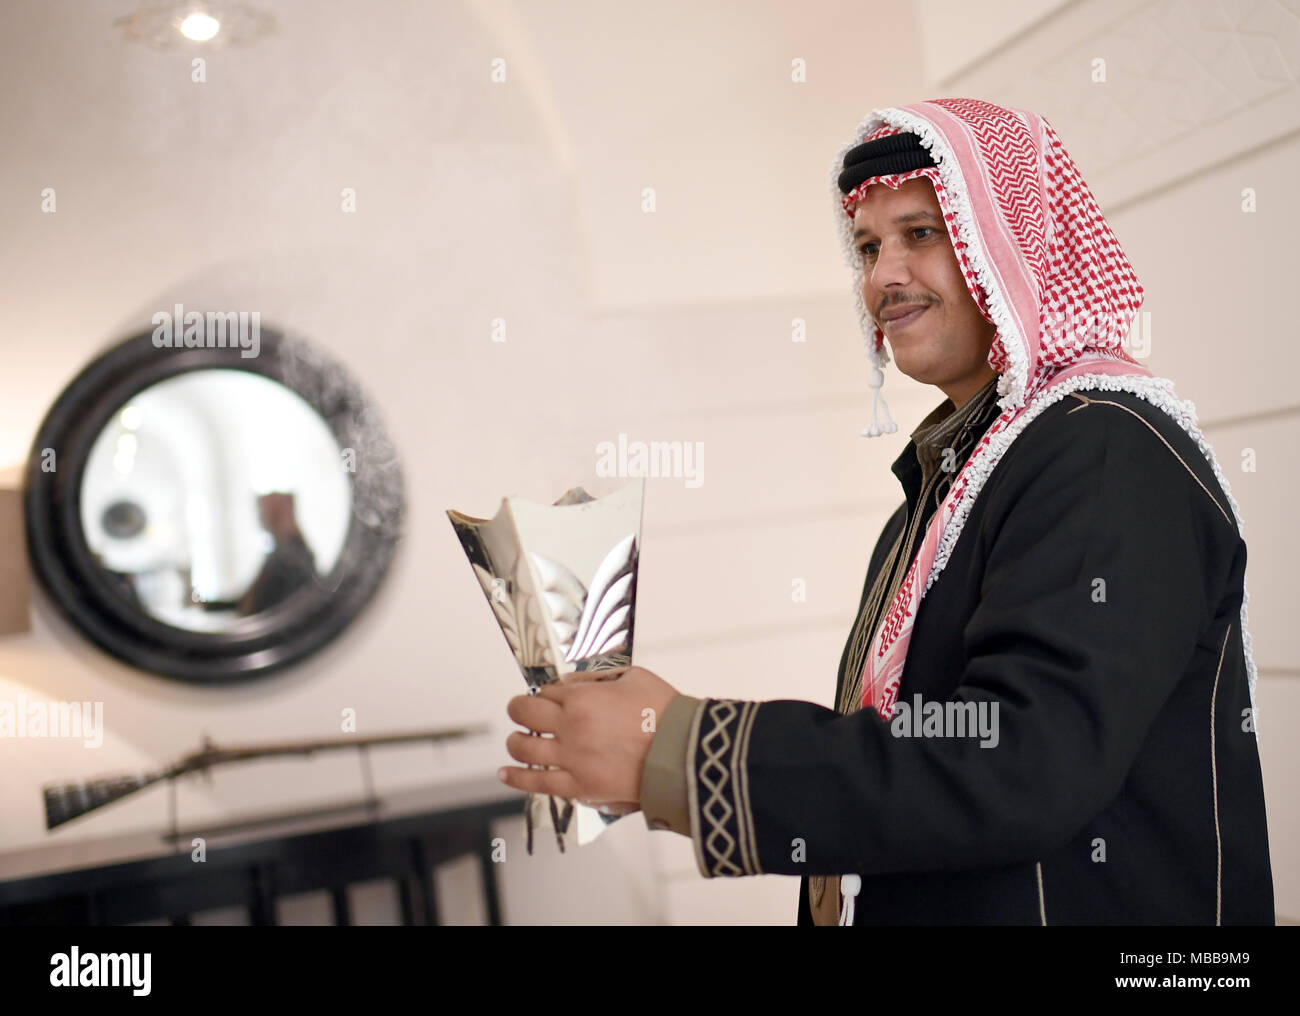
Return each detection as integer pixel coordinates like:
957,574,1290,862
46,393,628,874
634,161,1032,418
235,492,320,615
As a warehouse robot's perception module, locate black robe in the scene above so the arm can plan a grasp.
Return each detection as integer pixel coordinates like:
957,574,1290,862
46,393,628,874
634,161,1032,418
668,386,1274,925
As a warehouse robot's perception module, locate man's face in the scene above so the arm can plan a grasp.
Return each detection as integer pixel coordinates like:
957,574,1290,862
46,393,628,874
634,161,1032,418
852,177,996,401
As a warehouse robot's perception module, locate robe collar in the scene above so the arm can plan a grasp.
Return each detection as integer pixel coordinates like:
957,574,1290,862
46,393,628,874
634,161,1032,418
890,374,1001,508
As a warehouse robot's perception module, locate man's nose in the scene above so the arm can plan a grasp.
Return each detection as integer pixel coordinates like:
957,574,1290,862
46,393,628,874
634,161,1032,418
867,238,912,289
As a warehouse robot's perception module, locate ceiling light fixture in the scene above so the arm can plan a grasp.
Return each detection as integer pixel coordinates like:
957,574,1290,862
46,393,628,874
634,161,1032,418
179,11,220,42
115,2,276,51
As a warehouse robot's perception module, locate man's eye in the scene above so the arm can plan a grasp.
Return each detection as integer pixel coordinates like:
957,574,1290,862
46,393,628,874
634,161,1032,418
859,229,936,258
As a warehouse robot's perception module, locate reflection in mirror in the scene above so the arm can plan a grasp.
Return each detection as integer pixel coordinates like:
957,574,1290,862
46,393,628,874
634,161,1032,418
79,370,352,631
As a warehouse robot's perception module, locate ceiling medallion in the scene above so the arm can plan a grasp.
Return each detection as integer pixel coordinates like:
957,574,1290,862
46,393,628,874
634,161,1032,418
114,2,277,51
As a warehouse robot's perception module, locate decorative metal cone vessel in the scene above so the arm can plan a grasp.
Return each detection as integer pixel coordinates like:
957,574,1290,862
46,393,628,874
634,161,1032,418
447,477,645,851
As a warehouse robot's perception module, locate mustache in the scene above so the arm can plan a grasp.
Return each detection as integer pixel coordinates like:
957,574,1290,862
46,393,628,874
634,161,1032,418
877,296,933,318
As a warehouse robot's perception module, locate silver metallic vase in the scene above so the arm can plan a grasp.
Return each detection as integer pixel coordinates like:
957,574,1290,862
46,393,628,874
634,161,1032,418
447,477,645,851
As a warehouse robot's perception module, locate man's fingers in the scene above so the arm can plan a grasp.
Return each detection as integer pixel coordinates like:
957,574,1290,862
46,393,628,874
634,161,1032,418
496,764,583,799
505,730,562,768
506,692,563,731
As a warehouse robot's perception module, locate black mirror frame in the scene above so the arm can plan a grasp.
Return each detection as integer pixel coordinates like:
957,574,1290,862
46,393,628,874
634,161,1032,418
24,328,404,684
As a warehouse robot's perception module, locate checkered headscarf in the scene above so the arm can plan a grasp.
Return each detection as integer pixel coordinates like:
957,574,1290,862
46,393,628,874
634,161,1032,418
828,98,1260,729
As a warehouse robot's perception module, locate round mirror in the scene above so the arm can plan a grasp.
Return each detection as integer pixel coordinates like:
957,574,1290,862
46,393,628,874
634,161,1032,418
80,371,353,632
25,328,403,682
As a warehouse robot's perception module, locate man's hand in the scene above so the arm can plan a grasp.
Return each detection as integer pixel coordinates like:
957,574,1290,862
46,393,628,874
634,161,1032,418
498,665,680,811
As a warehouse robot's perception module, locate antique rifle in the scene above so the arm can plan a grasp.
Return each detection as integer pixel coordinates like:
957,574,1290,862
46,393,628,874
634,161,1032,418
42,726,488,830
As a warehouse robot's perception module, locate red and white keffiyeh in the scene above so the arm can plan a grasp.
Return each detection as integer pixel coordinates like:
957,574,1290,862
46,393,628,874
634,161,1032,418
829,98,1260,732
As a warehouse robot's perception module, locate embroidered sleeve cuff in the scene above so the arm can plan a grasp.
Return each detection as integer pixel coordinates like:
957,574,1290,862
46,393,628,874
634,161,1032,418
687,698,764,878
639,693,702,836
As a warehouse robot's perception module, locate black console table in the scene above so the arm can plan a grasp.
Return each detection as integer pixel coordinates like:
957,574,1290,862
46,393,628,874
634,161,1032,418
0,774,523,926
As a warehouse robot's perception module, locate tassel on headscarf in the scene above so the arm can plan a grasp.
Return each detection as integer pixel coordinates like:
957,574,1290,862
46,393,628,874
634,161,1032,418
838,873,862,925
860,365,897,437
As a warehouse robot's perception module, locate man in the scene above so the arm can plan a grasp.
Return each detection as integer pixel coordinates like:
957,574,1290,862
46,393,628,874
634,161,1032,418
497,98,1274,925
